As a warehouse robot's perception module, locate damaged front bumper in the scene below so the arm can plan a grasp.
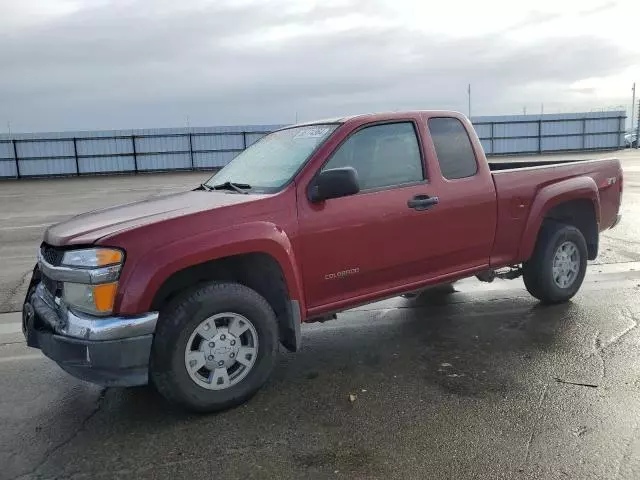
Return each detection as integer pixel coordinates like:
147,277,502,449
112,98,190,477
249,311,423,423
23,267,158,387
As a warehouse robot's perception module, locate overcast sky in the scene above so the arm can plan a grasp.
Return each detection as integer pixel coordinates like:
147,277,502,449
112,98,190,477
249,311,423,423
1,0,639,133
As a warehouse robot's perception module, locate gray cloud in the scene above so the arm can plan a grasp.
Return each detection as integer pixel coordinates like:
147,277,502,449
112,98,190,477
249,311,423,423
0,0,635,132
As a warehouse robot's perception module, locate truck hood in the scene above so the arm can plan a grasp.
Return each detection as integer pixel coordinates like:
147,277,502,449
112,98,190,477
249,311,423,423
43,190,268,246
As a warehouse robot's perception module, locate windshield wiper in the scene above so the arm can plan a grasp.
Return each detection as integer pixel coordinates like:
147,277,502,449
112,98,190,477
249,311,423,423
209,181,251,194
198,183,213,191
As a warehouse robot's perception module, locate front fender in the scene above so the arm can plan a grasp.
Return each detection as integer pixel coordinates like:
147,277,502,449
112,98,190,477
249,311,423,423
115,221,304,314
517,176,600,261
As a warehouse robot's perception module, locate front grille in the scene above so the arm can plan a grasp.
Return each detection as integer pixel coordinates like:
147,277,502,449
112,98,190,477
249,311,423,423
40,243,64,266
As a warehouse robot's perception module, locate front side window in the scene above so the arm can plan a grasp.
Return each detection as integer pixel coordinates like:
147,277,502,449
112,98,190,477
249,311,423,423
427,117,478,180
322,122,424,191
206,124,338,191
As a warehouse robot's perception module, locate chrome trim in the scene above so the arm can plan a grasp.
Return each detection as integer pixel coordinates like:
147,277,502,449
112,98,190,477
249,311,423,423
31,283,158,341
37,251,121,284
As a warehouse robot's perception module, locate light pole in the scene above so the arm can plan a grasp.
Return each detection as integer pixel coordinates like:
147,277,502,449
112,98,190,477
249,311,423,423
632,83,636,134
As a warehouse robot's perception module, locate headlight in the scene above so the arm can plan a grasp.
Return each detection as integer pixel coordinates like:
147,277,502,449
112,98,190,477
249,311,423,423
63,282,118,316
58,248,124,315
62,248,123,268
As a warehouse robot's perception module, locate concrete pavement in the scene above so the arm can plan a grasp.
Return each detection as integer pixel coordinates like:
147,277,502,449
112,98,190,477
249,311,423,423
1,265,639,479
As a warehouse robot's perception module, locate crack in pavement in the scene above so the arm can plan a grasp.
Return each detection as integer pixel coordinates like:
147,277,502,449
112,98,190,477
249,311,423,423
593,331,606,381
0,269,32,314
10,388,107,480
604,308,640,349
554,378,598,388
521,383,549,471
585,308,640,386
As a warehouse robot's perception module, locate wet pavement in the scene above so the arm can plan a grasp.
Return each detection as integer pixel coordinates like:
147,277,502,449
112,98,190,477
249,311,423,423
1,270,639,479
0,150,639,479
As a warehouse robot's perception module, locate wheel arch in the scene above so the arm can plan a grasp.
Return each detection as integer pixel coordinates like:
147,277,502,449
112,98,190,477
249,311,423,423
116,222,304,351
518,176,600,261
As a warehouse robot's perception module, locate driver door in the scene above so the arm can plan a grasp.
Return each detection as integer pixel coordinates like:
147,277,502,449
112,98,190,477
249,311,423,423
296,121,442,310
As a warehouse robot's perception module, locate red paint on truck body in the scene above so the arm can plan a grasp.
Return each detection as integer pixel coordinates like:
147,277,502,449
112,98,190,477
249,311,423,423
43,111,623,320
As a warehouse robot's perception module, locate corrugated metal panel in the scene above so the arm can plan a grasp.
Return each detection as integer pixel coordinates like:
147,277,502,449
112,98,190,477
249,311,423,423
17,140,74,158
541,120,582,135
194,151,239,168
585,118,619,134
18,158,76,176
78,156,136,174
135,136,189,153
244,133,267,147
76,138,133,156
136,153,191,171
585,134,620,149
493,122,538,137
493,138,539,154
0,159,18,178
0,141,13,159
479,139,492,154
541,136,582,151
472,124,492,138
192,134,244,151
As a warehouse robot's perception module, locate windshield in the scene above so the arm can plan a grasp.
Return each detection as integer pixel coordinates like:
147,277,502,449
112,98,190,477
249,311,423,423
205,124,339,192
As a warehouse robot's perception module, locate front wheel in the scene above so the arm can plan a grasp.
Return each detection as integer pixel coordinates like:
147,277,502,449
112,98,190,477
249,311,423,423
150,282,279,412
522,222,588,304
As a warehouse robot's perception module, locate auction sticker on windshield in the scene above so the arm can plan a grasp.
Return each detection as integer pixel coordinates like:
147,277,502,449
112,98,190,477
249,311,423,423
293,126,332,139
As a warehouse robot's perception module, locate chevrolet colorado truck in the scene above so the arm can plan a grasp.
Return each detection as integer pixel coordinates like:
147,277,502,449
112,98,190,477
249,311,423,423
22,111,623,411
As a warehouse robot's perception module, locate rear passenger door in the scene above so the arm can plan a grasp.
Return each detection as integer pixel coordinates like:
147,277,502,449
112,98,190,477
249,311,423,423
423,116,497,275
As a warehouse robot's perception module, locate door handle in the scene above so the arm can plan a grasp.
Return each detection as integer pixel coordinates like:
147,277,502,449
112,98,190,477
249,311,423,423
407,194,439,211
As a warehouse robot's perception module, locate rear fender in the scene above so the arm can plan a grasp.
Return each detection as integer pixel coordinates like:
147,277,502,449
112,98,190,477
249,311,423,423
517,176,600,261
116,221,305,315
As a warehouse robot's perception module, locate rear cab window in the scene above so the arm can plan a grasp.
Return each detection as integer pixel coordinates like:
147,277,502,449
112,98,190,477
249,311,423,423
428,117,478,180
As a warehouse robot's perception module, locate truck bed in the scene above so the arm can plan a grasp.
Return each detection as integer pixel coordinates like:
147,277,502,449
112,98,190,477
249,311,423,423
488,158,590,171
488,156,622,267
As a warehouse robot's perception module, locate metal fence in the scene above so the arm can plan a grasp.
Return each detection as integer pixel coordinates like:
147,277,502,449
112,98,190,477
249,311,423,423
0,112,626,179
472,111,626,155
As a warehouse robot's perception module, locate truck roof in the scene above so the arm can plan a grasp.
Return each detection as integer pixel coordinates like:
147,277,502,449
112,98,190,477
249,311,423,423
291,110,466,128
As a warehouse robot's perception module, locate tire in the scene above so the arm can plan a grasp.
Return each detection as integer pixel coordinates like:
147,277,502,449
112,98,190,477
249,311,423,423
522,222,588,304
150,281,279,412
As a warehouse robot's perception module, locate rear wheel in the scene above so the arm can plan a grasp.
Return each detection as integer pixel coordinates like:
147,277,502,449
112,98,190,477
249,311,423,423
150,282,279,412
523,222,588,304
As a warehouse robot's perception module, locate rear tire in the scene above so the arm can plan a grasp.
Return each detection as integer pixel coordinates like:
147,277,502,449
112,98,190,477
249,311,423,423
522,222,588,304
150,281,279,413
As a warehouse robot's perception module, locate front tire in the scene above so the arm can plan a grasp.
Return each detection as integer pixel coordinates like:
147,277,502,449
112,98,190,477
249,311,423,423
522,222,588,304
150,282,279,412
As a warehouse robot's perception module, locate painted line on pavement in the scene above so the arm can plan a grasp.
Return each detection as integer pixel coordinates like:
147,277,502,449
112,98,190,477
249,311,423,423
0,353,43,363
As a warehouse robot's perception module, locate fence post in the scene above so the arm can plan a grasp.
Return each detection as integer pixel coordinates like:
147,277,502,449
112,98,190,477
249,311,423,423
242,131,247,150
490,123,494,155
12,139,20,179
72,137,80,176
188,133,194,170
537,119,542,153
618,116,625,148
582,118,587,149
131,135,138,173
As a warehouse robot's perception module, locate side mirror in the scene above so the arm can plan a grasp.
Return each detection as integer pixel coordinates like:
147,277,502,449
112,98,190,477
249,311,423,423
309,167,360,203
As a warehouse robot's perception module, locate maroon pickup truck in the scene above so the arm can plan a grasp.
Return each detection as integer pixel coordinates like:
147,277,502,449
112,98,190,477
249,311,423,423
23,111,623,411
